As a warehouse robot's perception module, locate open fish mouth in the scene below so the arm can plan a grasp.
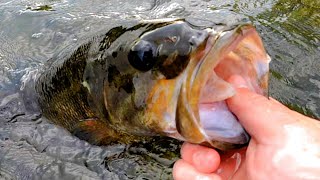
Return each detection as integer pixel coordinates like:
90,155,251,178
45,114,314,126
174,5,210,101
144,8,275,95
175,24,270,150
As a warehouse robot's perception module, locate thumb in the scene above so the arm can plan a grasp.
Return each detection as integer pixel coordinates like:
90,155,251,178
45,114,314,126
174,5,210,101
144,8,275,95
226,75,295,143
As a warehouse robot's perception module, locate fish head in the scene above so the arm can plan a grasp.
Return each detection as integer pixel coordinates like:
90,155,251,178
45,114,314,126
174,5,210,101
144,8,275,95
103,19,270,150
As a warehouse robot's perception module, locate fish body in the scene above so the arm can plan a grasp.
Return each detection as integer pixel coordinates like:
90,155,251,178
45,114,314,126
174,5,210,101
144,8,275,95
33,19,270,150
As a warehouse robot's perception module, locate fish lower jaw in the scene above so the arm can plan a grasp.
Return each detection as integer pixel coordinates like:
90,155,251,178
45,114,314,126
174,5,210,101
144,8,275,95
195,68,250,145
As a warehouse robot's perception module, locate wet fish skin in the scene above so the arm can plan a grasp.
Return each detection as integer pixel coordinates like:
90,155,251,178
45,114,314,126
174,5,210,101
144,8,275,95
34,20,202,144
33,19,270,150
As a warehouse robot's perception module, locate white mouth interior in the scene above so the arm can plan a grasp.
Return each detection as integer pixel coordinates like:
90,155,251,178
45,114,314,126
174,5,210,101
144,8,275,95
198,70,249,144
199,102,249,144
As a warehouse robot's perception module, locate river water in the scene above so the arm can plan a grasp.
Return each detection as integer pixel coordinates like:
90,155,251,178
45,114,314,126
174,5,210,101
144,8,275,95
0,0,319,179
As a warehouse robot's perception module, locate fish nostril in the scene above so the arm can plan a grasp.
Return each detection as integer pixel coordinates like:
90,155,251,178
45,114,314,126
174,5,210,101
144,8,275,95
197,31,204,37
189,36,198,47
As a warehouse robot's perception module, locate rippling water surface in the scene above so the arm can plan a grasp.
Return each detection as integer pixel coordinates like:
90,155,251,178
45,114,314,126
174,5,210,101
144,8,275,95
0,0,319,179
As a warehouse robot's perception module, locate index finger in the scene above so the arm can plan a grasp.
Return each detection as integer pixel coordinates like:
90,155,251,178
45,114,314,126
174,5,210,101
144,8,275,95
180,143,221,173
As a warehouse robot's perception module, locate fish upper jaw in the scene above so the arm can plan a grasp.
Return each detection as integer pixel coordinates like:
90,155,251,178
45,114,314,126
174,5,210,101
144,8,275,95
173,24,270,150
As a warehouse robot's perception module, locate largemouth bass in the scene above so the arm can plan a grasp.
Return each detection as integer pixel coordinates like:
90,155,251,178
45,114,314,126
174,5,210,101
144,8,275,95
30,19,270,150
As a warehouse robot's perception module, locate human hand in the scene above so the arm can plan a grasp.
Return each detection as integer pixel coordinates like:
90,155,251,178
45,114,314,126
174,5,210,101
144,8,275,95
173,75,320,180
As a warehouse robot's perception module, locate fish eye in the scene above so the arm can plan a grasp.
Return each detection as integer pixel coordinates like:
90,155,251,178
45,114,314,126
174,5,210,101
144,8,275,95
128,41,157,72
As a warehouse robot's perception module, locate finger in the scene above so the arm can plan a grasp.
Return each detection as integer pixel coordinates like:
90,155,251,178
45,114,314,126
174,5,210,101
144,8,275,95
173,159,222,180
181,143,221,173
226,75,295,143
269,97,310,119
269,97,285,106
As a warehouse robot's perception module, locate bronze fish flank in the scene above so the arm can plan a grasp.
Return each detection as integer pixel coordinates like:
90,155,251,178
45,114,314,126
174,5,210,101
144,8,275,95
33,19,270,150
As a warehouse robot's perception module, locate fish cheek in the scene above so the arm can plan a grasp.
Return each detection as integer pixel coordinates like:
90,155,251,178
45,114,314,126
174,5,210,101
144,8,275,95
105,65,135,122
104,66,159,136
145,79,179,133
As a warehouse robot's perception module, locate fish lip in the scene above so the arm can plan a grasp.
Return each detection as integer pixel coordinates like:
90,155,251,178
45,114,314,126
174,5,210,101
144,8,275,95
176,24,261,148
191,24,259,92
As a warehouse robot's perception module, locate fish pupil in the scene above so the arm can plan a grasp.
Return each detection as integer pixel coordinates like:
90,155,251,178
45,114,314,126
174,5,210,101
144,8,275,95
128,42,156,71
